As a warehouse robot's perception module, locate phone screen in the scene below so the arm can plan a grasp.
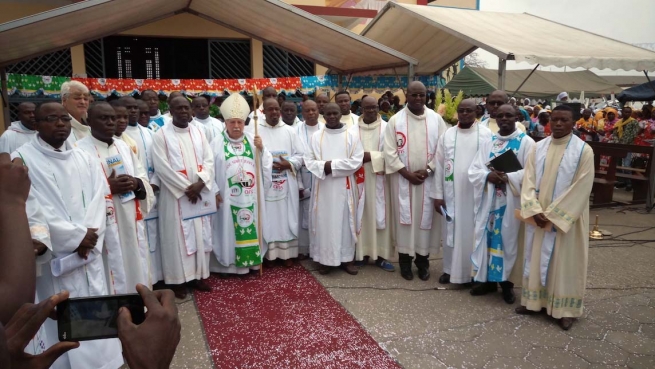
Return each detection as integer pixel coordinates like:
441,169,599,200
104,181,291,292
58,294,145,342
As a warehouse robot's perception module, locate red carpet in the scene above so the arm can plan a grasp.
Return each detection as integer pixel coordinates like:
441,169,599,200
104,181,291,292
194,265,402,369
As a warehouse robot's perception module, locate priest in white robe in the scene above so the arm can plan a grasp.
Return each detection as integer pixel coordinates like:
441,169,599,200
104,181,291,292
13,102,124,369
305,103,363,275
352,96,395,272
433,99,493,285
152,96,215,299
142,89,168,130
335,91,359,128
251,98,304,265
130,98,164,283
517,105,594,331
76,102,155,293
0,102,37,153
210,93,273,274
192,96,225,143
469,104,535,304
384,81,448,281
61,81,91,145
296,100,324,256
281,101,301,127
481,90,526,134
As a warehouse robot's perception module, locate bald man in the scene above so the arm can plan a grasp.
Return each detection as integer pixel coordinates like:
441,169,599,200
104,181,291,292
0,102,37,153
384,81,448,281
433,99,493,286
482,90,526,134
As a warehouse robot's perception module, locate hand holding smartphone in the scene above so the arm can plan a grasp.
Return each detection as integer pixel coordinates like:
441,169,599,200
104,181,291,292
57,294,145,342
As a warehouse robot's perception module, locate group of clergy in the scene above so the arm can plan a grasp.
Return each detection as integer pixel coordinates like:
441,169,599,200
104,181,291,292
1,79,594,369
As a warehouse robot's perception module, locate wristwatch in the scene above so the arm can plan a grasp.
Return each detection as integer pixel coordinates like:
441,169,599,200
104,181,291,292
426,168,434,177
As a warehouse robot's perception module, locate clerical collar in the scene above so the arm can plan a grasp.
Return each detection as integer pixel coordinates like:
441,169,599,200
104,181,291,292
263,120,283,128
496,128,522,141
19,122,35,132
195,116,211,123
552,133,573,145
325,124,345,133
151,110,162,119
227,134,244,143
37,135,65,152
406,107,425,118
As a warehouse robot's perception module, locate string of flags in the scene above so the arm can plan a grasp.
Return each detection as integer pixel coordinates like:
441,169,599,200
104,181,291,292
7,74,445,98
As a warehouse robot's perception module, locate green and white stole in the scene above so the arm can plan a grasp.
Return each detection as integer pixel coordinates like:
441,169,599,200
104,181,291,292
223,134,261,267
523,134,585,286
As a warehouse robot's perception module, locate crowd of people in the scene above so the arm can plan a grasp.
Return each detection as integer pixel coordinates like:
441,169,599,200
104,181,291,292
0,79,597,368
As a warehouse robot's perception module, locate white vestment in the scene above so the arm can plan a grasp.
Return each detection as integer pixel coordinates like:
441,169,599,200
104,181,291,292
193,116,225,144
76,136,154,292
13,136,123,369
209,132,273,274
254,121,304,260
520,134,594,318
352,115,393,261
125,124,164,282
384,107,447,257
0,121,37,153
482,118,526,134
341,112,359,129
433,122,493,284
305,126,364,266
469,129,535,283
296,121,324,254
152,123,214,284
65,115,91,146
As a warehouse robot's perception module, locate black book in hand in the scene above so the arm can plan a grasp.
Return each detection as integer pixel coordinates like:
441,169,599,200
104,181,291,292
487,150,522,173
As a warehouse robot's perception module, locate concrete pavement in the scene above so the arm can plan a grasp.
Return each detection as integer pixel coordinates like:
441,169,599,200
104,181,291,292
170,206,655,368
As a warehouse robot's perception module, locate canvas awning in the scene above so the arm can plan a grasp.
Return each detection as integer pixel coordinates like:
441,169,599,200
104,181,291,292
443,67,622,99
617,81,655,103
0,0,416,74
362,3,655,75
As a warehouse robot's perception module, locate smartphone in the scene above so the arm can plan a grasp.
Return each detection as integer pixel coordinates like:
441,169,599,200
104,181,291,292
57,293,145,342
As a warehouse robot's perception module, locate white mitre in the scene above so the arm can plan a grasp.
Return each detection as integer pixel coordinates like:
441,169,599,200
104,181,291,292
220,93,251,121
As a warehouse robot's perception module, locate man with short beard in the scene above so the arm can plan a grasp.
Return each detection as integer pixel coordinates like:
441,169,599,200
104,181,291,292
469,104,535,304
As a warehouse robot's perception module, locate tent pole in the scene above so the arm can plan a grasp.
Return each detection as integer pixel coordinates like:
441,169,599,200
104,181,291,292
498,58,507,91
511,64,539,98
1,68,9,130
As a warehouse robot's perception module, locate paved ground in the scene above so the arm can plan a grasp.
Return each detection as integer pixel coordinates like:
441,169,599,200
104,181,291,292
170,206,655,368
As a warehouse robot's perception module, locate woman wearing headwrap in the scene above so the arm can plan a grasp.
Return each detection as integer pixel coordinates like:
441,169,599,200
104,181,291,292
598,108,619,142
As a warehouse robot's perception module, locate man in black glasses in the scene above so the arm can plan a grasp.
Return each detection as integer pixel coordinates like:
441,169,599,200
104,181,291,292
383,81,448,281
482,90,526,135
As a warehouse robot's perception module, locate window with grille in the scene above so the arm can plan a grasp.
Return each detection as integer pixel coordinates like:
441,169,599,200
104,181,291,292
263,45,314,78
104,36,208,79
84,39,106,78
6,49,72,76
208,40,251,79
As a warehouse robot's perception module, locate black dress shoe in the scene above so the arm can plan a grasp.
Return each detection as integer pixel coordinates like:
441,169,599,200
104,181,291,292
500,281,515,304
418,268,430,281
470,282,497,296
438,273,450,284
400,268,414,281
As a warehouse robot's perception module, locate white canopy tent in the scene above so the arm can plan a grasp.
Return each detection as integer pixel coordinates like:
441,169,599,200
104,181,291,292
362,3,655,89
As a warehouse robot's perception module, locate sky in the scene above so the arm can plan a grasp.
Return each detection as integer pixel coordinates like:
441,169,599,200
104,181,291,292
477,0,655,75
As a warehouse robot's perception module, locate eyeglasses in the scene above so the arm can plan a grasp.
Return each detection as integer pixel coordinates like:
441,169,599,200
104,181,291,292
39,115,73,123
362,106,378,111
456,108,475,114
